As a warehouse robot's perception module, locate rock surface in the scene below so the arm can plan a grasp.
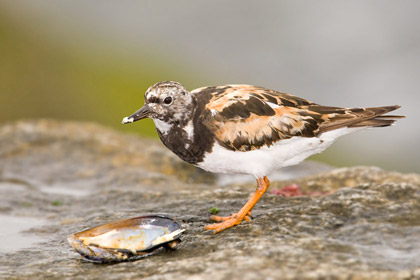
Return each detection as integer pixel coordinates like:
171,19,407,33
0,120,419,280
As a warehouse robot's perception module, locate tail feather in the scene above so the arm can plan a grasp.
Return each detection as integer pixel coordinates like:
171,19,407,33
367,115,405,119
348,118,397,128
316,105,404,133
348,106,404,128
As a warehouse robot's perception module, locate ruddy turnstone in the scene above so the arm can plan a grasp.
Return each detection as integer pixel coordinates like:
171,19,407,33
122,81,403,233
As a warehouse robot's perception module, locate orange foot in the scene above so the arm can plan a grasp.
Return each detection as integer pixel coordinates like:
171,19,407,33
204,176,270,234
204,214,247,233
204,212,252,233
209,211,252,223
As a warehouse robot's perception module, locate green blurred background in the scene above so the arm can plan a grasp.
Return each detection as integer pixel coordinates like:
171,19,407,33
0,6,187,136
1,1,419,173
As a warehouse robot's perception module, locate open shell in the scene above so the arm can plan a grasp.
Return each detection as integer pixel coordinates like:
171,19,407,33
68,215,184,262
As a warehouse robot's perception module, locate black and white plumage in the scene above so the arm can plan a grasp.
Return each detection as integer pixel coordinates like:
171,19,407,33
122,81,403,233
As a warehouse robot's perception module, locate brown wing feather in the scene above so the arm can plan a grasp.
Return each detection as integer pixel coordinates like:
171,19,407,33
194,85,404,152
197,85,321,151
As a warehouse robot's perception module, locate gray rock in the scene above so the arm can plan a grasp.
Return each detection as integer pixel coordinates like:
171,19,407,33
0,120,419,279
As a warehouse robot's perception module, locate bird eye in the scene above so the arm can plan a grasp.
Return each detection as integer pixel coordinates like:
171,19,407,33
163,96,173,105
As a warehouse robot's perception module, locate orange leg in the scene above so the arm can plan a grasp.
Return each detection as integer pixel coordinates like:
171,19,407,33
204,176,270,234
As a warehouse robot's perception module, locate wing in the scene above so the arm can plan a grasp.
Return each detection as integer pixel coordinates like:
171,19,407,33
193,85,403,152
194,85,321,151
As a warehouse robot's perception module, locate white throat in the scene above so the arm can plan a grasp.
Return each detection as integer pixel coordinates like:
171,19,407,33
153,119,173,135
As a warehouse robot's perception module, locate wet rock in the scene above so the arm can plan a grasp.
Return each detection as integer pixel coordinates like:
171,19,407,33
0,119,419,279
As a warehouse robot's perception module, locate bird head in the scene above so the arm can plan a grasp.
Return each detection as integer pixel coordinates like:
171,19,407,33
122,81,194,126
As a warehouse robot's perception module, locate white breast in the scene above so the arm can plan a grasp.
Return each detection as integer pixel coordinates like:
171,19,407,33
196,127,363,178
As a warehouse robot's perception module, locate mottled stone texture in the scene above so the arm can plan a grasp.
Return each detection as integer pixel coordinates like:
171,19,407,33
0,120,419,279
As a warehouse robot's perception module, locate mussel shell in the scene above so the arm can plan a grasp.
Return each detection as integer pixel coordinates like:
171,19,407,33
68,215,184,262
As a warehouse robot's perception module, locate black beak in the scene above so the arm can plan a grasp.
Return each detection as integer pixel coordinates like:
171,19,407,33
121,104,150,124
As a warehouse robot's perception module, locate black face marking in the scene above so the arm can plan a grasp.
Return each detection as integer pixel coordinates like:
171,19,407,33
148,96,159,104
220,96,275,119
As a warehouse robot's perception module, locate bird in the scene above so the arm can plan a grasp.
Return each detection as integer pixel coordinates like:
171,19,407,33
122,81,404,234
